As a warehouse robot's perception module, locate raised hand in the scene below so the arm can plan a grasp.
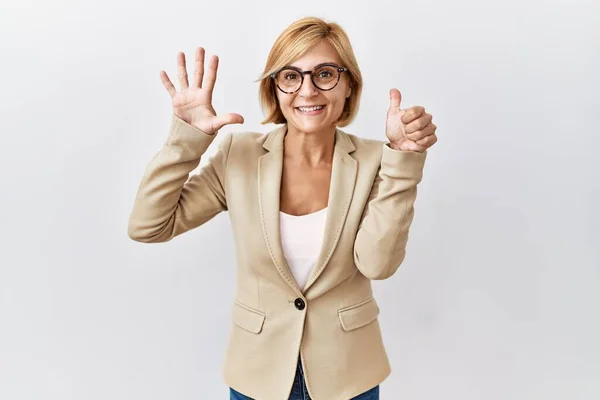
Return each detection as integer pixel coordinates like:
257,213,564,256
385,88,437,152
160,47,244,135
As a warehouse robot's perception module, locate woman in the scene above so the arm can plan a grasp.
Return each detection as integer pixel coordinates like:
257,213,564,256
128,17,437,400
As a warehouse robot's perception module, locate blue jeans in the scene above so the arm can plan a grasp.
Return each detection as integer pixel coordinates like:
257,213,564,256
230,358,380,399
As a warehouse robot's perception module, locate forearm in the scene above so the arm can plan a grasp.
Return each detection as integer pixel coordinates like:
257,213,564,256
353,143,426,279
127,115,226,242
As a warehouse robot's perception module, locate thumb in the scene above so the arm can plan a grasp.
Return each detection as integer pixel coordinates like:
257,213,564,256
213,113,245,131
389,88,402,111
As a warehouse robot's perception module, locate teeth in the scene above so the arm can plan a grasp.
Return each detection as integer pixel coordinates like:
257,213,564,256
298,105,324,112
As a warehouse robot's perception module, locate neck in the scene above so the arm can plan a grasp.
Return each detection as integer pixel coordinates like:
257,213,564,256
283,124,336,168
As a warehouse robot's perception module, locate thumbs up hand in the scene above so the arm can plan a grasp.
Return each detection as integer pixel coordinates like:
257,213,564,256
385,88,437,152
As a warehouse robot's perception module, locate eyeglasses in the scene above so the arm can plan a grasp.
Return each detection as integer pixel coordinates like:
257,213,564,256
270,63,349,94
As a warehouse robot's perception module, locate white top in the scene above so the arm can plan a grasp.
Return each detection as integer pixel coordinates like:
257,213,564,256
279,207,328,290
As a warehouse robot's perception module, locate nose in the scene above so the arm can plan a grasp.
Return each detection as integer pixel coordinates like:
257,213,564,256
298,74,319,97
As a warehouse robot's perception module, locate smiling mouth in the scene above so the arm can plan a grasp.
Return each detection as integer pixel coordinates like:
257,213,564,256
296,105,326,112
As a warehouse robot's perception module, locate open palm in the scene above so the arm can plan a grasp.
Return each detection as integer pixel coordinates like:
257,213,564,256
160,47,244,135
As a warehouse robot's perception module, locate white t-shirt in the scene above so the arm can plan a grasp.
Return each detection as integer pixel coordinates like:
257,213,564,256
279,207,328,290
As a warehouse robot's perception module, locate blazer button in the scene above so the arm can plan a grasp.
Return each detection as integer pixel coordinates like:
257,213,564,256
294,298,306,310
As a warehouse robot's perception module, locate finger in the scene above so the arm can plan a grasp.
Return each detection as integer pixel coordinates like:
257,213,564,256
406,123,436,141
388,88,402,111
177,52,189,90
401,106,425,124
160,70,177,98
416,134,438,148
405,113,433,134
212,113,245,131
191,47,205,88
203,55,219,99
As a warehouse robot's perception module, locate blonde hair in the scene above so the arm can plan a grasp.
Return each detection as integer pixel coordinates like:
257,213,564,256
257,17,363,127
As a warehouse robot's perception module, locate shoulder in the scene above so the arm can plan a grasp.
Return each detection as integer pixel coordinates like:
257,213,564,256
216,130,272,167
345,131,385,148
224,131,269,153
337,128,385,159
230,131,268,145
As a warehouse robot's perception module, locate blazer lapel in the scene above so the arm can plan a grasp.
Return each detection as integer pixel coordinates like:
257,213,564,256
258,124,301,294
258,124,358,295
303,128,357,292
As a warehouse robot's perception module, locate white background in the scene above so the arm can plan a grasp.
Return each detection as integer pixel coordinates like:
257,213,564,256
1,0,599,399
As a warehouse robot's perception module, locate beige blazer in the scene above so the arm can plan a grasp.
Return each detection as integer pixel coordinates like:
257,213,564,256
128,115,427,400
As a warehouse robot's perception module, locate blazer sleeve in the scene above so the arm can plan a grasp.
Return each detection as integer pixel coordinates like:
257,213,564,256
127,114,232,243
353,143,427,279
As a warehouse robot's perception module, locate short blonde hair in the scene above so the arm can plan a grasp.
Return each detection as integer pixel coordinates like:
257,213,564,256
257,17,363,127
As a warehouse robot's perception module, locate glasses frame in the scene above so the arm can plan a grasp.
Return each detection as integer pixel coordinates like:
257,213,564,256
270,62,349,94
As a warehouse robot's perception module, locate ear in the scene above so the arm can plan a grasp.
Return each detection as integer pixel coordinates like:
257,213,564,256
346,85,351,98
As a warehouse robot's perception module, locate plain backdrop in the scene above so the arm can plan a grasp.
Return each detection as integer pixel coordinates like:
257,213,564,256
1,0,599,399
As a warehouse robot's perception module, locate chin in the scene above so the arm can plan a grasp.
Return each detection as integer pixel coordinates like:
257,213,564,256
292,121,328,133
288,114,334,131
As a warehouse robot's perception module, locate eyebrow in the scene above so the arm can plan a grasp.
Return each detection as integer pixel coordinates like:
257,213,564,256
283,62,341,71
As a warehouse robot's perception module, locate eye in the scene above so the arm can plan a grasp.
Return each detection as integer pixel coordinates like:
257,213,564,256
284,73,299,81
318,70,332,78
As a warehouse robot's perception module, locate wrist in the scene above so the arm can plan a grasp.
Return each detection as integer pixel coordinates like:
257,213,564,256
388,141,402,151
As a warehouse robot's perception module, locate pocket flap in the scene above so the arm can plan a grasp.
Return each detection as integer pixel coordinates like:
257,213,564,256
232,301,266,334
338,297,380,331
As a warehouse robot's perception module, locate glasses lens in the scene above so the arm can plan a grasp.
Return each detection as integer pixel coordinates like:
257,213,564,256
313,65,339,90
276,69,302,92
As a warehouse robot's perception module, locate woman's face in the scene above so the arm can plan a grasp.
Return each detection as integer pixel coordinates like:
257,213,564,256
275,41,351,134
